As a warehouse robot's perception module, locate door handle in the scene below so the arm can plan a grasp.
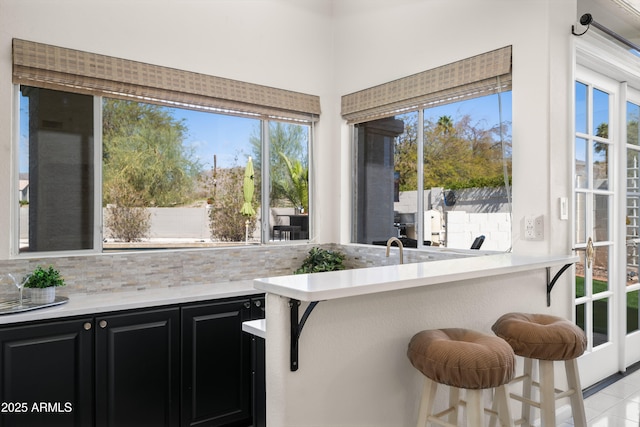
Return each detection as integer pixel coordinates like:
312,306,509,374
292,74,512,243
586,237,595,269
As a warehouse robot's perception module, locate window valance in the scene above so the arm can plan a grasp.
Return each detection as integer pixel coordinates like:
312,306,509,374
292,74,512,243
341,46,512,124
13,39,321,122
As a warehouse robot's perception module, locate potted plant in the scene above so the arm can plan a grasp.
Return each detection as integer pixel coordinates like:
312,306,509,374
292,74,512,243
24,265,66,304
294,247,346,274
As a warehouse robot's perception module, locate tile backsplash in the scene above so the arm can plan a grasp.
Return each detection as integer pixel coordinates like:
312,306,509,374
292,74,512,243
0,243,443,300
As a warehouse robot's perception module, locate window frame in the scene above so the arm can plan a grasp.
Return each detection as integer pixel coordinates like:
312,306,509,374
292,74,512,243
350,90,512,250
13,85,315,257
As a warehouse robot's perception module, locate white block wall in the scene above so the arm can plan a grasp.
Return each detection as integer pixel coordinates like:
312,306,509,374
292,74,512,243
445,211,512,251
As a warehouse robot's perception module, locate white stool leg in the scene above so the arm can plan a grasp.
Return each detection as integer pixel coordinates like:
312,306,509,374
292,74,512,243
489,389,499,427
520,357,534,425
494,384,514,427
417,377,438,427
449,386,460,425
466,389,484,427
565,359,587,427
539,360,556,427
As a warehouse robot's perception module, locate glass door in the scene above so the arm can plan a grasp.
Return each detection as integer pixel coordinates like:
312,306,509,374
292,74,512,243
624,89,640,366
574,68,619,386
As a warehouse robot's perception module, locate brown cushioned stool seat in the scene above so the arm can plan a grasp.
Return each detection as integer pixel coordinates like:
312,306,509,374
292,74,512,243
492,312,587,360
407,328,515,427
492,313,587,427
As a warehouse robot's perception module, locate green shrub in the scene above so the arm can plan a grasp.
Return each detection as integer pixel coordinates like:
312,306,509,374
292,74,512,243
209,166,256,242
295,247,346,274
104,180,151,242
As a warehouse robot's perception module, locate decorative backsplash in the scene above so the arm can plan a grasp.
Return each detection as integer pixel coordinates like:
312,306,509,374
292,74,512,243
0,243,450,300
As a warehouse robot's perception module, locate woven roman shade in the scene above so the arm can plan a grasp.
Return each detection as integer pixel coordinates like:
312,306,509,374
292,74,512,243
341,46,512,124
13,39,321,122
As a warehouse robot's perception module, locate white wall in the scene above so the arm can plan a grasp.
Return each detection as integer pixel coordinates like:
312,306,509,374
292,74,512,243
445,212,512,251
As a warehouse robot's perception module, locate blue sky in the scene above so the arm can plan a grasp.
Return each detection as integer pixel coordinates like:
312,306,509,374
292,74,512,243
19,96,28,174
170,109,260,170
424,92,512,128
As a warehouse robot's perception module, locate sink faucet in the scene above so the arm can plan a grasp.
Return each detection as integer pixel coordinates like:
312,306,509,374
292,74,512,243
386,237,404,264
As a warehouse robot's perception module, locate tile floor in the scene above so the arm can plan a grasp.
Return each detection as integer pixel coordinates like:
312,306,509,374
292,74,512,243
558,368,640,426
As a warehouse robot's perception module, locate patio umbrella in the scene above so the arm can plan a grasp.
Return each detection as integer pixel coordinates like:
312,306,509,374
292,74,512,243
241,156,255,217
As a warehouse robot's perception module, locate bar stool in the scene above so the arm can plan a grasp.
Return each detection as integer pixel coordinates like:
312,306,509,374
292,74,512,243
491,313,587,427
407,328,516,427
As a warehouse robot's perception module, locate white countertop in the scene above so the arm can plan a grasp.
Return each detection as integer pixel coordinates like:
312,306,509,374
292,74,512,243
253,253,578,301
0,280,258,325
242,319,266,339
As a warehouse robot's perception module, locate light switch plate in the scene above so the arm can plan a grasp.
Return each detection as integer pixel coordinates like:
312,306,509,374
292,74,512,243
560,197,568,220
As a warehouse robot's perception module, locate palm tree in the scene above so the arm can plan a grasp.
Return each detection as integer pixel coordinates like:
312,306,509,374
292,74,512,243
277,152,309,212
436,115,454,135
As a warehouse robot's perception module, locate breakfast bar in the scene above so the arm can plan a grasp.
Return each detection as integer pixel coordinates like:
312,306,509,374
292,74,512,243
252,252,578,427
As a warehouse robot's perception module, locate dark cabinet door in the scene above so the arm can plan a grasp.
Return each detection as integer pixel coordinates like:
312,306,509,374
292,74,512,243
95,307,180,427
248,296,266,427
181,298,252,427
0,317,94,427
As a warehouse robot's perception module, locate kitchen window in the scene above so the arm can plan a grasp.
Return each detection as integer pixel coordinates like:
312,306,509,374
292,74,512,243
352,92,512,250
13,39,318,255
344,46,513,250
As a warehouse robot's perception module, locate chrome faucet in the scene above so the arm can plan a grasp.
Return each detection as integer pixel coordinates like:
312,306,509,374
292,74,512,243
385,237,404,264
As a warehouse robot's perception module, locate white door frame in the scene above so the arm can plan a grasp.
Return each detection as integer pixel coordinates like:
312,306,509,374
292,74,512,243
575,31,640,386
574,65,619,387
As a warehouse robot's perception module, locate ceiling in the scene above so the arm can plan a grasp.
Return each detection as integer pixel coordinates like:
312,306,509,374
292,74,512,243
578,0,640,44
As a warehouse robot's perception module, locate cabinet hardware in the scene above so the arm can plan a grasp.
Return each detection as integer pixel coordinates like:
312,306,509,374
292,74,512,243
84,322,92,331
254,300,262,307
244,302,251,309
99,320,107,328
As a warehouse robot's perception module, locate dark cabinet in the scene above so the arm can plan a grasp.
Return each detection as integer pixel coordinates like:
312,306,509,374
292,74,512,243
0,294,264,427
249,297,266,427
96,308,180,427
0,317,94,427
181,298,253,427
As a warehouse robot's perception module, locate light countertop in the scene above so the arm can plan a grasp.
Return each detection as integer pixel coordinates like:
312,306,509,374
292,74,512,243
242,319,266,339
0,280,259,325
1,253,578,326
253,253,578,301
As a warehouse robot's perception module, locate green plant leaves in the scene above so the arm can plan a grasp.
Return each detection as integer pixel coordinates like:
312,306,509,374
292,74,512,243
24,265,66,288
294,247,345,274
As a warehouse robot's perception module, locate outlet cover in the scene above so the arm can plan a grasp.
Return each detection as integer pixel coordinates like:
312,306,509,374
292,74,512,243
524,215,544,241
